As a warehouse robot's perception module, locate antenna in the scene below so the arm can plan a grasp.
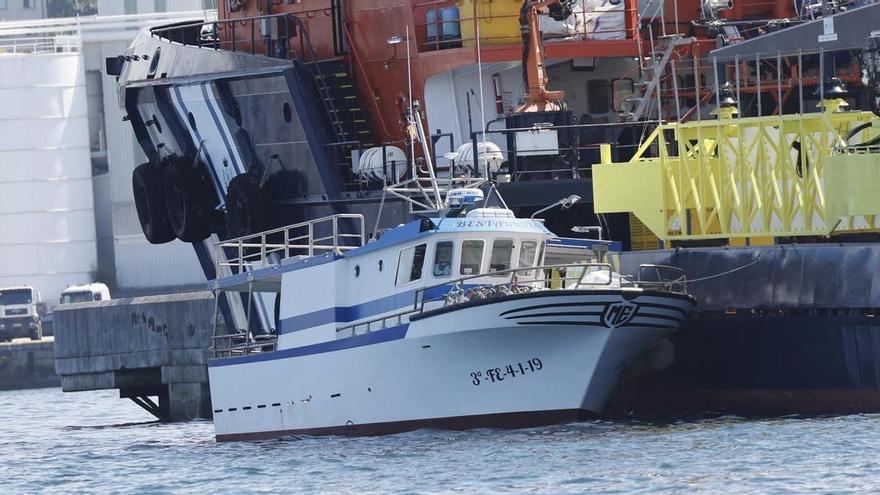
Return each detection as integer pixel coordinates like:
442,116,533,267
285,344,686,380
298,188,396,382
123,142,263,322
476,22,488,178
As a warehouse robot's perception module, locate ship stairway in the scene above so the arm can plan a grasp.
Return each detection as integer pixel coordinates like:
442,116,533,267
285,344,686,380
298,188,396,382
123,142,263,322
307,58,378,187
273,14,374,185
310,59,375,147
627,34,695,123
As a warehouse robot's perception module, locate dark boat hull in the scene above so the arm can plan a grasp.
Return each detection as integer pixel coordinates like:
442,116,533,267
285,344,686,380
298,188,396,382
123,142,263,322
609,244,880,416
609,312,880,416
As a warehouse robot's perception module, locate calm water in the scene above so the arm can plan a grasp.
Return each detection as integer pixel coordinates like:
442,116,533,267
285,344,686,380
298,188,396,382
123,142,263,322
3,387,880,494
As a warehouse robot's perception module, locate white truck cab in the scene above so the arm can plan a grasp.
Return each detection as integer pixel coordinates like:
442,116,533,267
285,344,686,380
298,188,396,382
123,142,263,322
59,283,111,305
0,286,42,342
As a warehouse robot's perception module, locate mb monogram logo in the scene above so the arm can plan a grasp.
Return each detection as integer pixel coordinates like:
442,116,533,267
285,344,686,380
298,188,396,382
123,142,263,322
601,302,639,328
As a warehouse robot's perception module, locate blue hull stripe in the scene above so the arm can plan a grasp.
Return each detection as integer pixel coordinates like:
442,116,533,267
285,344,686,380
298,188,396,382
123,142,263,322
209,324,409,367
200,84,245,174
279,283,466,334
198,83,272,329
171,86,224,196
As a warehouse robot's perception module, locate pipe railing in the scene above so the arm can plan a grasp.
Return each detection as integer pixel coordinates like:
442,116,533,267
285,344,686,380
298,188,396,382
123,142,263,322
414,262,615,312
0,35,80,54
336,260,689,337
214,213,366,274
211,331,277,357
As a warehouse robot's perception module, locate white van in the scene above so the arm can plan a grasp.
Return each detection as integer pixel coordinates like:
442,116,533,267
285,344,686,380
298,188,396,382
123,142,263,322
59,283,111,305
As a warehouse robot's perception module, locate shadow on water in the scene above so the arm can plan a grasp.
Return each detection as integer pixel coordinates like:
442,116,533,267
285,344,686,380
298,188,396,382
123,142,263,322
63,420,162,431
63,418,214,431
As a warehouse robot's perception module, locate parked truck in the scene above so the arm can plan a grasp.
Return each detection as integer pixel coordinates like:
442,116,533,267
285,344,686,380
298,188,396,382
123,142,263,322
0,287,42,342
59,283,110,304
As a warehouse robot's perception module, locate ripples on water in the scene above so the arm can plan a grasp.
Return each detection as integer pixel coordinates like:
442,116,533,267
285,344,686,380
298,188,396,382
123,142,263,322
2,387,880,494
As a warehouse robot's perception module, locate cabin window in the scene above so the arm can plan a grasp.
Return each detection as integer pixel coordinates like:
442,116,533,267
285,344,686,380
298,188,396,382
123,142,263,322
612,78,635,113
460,240,484,275
396,244,427,285
587,79,611,114
518,240,539,276
489,239,514,276
432,241,454,277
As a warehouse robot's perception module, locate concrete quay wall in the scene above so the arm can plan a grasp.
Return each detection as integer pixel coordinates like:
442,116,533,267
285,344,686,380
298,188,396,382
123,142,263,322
0,338,59,390
54,291,220,421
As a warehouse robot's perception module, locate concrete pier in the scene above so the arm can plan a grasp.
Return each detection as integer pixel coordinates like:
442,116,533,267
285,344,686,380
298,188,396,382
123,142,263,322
53,292,220,421
0,337,60,390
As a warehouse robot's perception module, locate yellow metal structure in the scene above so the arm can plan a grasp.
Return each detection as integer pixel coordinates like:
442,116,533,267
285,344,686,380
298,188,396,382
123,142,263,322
458,0,521,46
628,213,660,251
593,107,880,241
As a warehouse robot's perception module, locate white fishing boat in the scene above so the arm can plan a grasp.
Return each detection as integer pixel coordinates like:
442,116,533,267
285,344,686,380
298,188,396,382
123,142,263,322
206,185,695,441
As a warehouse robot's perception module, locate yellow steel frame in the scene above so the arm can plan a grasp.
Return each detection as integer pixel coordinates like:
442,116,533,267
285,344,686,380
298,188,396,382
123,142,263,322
593,108,880,241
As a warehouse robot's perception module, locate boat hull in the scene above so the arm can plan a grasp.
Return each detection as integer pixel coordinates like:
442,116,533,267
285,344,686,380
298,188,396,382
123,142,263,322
608,311,880,416
208,290,695,441
607,244,880,416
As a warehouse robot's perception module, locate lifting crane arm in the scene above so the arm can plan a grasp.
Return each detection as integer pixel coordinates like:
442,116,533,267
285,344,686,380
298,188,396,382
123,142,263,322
516,0,573,112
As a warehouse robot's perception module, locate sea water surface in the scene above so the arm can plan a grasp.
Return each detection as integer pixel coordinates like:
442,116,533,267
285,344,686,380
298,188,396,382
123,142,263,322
3,387,880,494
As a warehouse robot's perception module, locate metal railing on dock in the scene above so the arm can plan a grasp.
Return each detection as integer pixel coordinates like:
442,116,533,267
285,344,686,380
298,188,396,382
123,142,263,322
214,213,365,274
635,264,688,294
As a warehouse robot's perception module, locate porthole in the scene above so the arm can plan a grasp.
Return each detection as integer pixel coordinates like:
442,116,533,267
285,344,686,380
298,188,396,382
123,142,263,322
147,47,161,78
354,265,360,277
153,114,163,134
188,112,197,130
282,102,292,123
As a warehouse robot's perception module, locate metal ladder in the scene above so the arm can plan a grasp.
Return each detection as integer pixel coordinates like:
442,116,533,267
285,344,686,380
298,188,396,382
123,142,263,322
629,35,695,122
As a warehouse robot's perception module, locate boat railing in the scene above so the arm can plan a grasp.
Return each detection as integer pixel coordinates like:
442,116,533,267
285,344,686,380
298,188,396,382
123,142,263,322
211,331,277,358
335,311,411,339
336,262,689,338
0,35,80,55
215,213,365,274
635,264,688,294
414,263,616,313
472,121,655,183
331,263,612,337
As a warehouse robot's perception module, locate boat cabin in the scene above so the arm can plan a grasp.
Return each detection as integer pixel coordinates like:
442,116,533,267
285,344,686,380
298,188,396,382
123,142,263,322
209,204,620,356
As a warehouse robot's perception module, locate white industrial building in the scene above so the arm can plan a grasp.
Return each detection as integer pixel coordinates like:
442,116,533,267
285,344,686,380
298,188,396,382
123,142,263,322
0,48,94,303
0,6,213,305
0,0,47,23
